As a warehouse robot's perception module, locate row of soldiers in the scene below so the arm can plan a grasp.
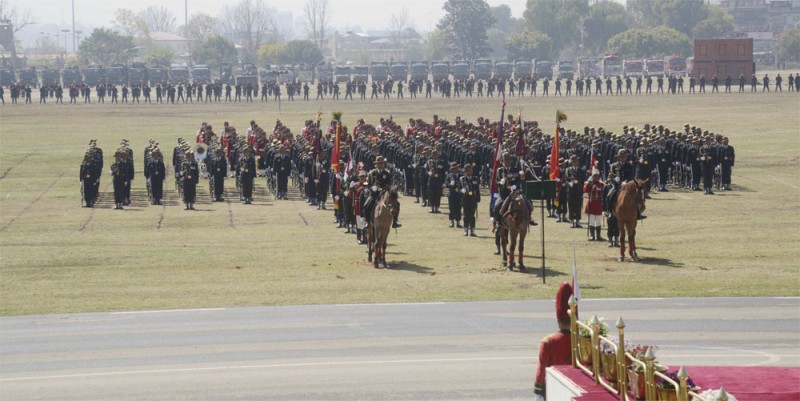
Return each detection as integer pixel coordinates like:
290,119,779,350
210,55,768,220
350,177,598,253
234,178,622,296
13,71,798,105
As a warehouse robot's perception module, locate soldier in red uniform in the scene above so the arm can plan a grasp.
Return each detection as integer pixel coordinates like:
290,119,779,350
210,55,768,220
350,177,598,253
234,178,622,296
534,282,574,401
583,171,605,241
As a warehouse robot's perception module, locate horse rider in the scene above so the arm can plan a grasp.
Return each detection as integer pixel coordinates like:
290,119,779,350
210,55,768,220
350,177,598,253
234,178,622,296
495,152,536,226
607,149,646,220
533,282,575,401
365,156,402,228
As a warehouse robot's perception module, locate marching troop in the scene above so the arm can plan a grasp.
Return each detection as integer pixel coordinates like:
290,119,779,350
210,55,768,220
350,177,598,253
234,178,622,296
6,71,798,106
80,113,735,253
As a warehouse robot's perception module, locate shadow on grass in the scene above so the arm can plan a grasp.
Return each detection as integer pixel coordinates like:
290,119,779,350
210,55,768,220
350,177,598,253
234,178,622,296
505,264,568,278
389,260,435,274
637,257,684,268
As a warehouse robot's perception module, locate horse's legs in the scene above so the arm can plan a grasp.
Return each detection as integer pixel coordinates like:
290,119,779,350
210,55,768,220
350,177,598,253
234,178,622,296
518,230,526,270
508,231,516,270
367,227,374,262
500,230,509,267
619,222,626,262
629,224,637,261
382,238,388,268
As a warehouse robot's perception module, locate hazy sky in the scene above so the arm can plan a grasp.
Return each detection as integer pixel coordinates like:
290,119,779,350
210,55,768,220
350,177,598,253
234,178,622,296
14,0,530,34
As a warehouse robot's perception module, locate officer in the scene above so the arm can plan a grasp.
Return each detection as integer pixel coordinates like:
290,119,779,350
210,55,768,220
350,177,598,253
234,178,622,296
147,147,166,206
533,282,575,401
635,138,654,197
445,162,463,228
367,156,401,228
461,163,481,237
182,151,199,210
240,147,256,204
700,136,716,195
718,136,734,191
111,150,128,210
583,170,605,242
316,151,331,210
210,148,227,202
427,149,445,214
80,147,101,208
273,144,291,200
565,155,586,228
655,137,671,192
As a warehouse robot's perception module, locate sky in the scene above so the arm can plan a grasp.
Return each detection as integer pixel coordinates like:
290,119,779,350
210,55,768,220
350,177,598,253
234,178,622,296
13,0,529,37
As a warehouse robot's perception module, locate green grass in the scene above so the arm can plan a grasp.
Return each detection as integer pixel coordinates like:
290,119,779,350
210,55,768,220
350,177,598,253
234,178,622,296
1,88,799,316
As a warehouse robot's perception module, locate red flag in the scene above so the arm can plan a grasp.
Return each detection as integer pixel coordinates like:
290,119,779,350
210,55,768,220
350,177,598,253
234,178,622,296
515,112,525,158
490,101,507,195
331,123,341,174
549,124,560,180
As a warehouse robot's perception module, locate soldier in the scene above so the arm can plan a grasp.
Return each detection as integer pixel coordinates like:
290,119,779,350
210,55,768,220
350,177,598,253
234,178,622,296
533,282,574,401
316,151,331,209
635,138,654,197
583,170,605,241
565,155,586,228
428,149,445,214
273,144,291,200
762,74,770,92
461,163,481,237
240,147,256,204
80,147,102,208
210,148,227,202
655,137,671,192
445,162,463,228
181,152,199,210
718,136,735,191
111,150,128,210
775,73,782,92
739,73,746,93
147,147,166,205
700,136,716,195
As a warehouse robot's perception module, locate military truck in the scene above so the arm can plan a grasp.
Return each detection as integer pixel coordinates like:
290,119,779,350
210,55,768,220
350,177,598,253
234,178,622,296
127,63,147,86
494,61,513,80
40,68,60,86
353,65,369,82
370,62,389,82
169,65,189,84
18,67,38,87
450,60,470,81
191,64,211,85
409,61,429,81
473,59,493,80
83,67,105,86
514,60,533,80
430,61,449,81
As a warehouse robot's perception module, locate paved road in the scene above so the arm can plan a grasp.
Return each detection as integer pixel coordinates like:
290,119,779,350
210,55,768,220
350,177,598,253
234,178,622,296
1,298,798,400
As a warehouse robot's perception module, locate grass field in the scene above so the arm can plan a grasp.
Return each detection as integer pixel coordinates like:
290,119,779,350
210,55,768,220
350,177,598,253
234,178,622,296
1,87,799,316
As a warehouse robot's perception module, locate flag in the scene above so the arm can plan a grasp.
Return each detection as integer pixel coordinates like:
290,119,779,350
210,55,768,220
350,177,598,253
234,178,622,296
331,123,341,174
489,101,507,213
590,148,599,176
549,121,560,180
572,247,581,303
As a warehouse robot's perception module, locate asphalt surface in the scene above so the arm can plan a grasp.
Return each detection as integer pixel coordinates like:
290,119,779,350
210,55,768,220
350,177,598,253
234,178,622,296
1,297,798,400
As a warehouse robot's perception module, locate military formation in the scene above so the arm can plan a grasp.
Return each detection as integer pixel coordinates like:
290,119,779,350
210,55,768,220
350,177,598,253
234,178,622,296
6,71,798,106
80,113,735,256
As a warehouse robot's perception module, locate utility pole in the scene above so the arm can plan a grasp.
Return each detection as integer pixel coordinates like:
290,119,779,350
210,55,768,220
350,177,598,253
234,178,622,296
71,0,75,54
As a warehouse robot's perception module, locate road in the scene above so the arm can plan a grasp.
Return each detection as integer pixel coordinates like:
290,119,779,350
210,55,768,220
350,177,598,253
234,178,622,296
1,297,798,400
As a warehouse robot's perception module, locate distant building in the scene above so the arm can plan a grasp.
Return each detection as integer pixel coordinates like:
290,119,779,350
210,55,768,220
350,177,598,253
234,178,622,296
719,0,800,66
329,30,423,63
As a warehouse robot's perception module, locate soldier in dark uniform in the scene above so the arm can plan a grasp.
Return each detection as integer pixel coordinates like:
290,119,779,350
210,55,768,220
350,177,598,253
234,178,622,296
316,151,331,209
210,148,227,202
119,140,134,206
445,162,463,228
427,149,445,214
111,150,128,210
700,137,716,195
273,144,291,200
689,138,702,191
655,137,671,192
718,136,734,191
365,156,401,228
635,138,654,197
239,147,256,204
565,155,586,228
461,163,481,237
181,152,199,210
147,148,166,205
603,149,634,246
80,147,102,208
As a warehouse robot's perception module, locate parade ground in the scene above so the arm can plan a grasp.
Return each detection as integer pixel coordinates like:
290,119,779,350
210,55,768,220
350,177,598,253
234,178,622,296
1,90,799,316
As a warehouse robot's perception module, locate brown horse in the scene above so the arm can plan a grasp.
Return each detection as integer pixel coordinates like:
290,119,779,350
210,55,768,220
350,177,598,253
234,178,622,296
367,187,398,269
615,179,648,262
499,190,531,272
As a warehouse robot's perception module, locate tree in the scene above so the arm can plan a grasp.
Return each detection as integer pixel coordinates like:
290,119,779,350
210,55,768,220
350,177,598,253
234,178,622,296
778,28,800,63
193,35,238,70
186,13,218,43
138,6,176,34
625,0,661,28
304,0,331,50
277,40,323,65
487,28,508,59
492,5,517,35
112,8,146,37
390,8,411,48
425,29,448,61
78,28,137,66
524,0,589,57
692,5,735,39
437,0,495,60
257,43,283,66
219,0,278,63
0,0,37,69
144,44,174,67
627,0,709,38
607,26,691,58
506,29,553,61
583,1,629,55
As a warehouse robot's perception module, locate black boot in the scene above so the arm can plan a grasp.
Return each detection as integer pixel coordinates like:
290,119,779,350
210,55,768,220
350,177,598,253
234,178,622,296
392,215,402,228
456,220,463,228
449,220,454,228
595,227,605,242
588,227,595,241
574,220,583,228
